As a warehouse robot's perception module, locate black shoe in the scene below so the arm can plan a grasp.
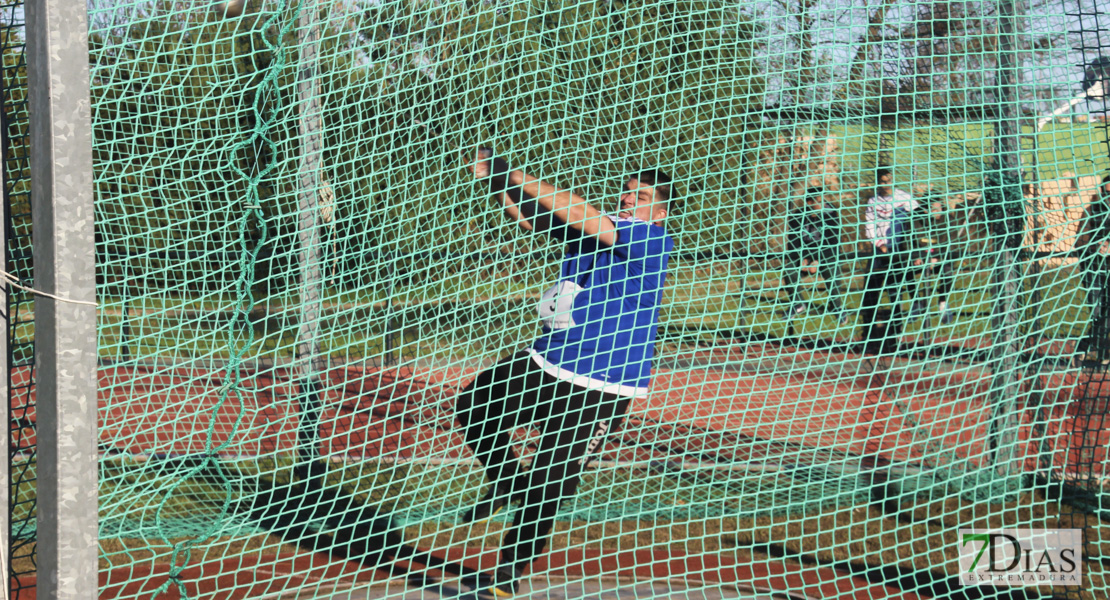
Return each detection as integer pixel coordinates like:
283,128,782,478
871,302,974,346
461,484,512,524
489,565,524,598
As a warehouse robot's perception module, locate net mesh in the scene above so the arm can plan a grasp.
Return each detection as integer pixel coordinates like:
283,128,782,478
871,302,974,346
1,1,37,597
9,0,1110,597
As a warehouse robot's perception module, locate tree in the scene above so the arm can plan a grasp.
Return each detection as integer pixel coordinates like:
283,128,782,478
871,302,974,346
876,1,1063,117
820,0,1063,196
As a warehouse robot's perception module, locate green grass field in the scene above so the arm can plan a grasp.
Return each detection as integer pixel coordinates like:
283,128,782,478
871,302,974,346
91,254,1095,365
826,120,1109,188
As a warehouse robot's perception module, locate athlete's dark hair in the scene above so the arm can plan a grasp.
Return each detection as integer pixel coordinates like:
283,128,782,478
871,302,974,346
876,167,893,182
628,169,674,210
805,187,824,202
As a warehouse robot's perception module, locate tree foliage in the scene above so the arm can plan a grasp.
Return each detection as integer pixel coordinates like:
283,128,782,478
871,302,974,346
860,0,1063,118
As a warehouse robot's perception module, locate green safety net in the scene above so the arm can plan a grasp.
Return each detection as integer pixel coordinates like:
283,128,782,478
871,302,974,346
0,2,37,599
8,0,1110,597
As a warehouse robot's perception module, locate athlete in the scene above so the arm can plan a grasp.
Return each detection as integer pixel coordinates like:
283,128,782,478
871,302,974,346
457,148,674,597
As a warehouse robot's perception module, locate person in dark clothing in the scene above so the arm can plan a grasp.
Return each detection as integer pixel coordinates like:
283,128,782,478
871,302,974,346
459,149,674,597
1076,175,1110,364
780,187,848,321
854,167,920,352
905,199,973,326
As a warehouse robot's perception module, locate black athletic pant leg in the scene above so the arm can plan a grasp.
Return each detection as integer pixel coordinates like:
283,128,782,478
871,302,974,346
455,351,545,493
894,253,920,307
859,255,892,344
1081,256,1110,358
817,248,844,311
1097,262,1110,357
499,378,630,572
934,258,955,304
781,251,804,305
859,254,914,348
893,254,918,306
887,254,919,337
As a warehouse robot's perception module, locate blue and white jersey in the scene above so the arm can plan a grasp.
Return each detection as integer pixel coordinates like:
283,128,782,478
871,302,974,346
530,216,673,398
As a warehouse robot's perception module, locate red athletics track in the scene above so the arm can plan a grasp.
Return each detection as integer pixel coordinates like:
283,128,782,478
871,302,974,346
4,547,918,600
74,344,1106,477
9,342,1108,599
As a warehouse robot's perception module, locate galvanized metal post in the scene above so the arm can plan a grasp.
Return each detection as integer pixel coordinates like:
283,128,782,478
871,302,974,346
25,0,97,597
986,0,1027,491
0,72,9,600
295,0,326,469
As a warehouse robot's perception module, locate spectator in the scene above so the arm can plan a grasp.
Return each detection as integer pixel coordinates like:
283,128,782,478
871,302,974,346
853,167,920,352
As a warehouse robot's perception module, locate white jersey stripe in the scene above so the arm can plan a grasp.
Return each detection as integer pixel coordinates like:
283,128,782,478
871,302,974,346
529,349,650,399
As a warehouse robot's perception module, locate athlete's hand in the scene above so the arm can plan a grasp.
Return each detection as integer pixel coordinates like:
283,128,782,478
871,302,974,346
468,147,494,179
874,240,888,253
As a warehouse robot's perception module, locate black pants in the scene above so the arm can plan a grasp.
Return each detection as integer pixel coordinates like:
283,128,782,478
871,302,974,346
1080,255,1110,358
914,253,956,306
454,351,631,572
858,254,917,349
781,249,845,310
932,259,955,304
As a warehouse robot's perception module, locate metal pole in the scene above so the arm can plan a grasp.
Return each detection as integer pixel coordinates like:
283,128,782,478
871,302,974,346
986,0,1027,491
25,0,97,596
0,65,10,600
295,0,326,471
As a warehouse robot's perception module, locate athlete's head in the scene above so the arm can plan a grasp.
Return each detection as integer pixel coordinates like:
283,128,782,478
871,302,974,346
619,169,672,225
876,167,893,196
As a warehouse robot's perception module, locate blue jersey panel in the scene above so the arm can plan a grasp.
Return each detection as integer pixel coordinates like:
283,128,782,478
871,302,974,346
531,217,673,395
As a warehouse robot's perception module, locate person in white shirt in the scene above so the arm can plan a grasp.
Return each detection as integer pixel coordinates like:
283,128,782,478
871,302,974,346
854,167,920,352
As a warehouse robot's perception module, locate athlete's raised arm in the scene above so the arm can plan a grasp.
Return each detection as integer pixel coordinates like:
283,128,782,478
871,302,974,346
468,148,618,246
